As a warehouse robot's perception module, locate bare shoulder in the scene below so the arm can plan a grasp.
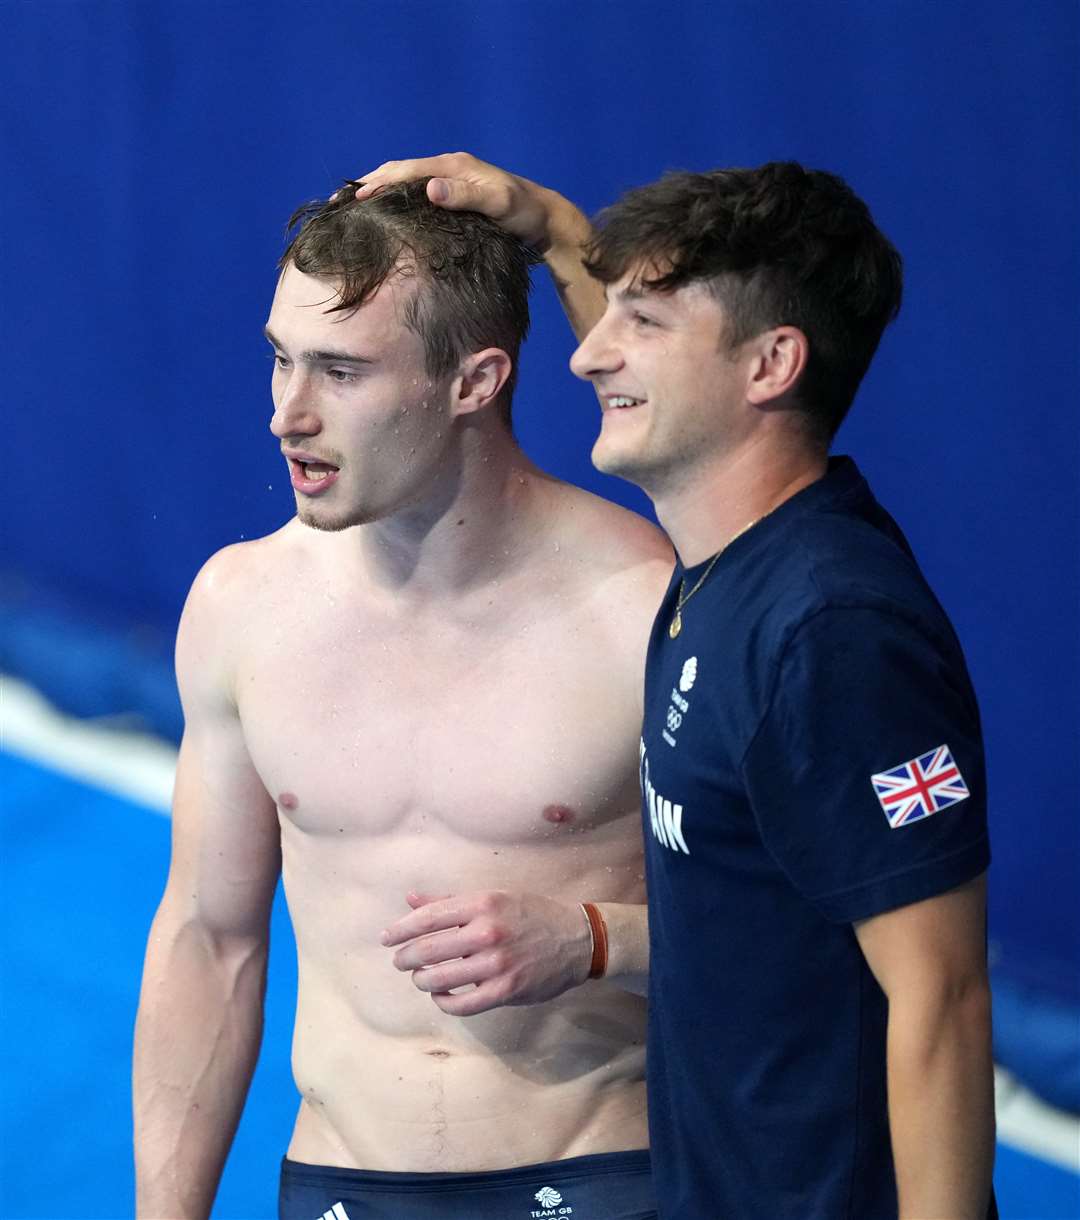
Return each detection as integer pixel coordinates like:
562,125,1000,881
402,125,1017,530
182,519,308,615
543,479,674,609
176,520,306,698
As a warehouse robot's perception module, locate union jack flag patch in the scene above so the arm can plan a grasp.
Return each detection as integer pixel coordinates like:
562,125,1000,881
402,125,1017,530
871,744,970,829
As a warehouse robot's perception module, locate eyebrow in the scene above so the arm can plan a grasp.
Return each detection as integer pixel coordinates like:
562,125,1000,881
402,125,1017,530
606,283,660,304
263,326,373,365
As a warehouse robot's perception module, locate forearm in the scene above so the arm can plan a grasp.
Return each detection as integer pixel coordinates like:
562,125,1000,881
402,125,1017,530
133,915,268,1219
592,902,649,995
886,980,995,1219
537,187,605,340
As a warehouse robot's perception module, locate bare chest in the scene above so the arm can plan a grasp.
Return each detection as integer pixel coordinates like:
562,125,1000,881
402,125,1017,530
236,603,642,845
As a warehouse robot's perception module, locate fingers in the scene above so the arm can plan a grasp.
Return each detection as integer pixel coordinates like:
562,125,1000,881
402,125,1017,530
430,978,513,1018
391,925,482,971
409,949,504,995
380,894,472,946
359,174,490,216
355,153,479,196
406,891,449,909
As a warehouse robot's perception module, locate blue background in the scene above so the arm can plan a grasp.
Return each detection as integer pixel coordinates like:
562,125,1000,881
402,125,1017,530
2,0,1078,1206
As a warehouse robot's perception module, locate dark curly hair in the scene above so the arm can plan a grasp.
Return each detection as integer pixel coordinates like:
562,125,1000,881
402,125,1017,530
584,162,903,439
280,179,538,422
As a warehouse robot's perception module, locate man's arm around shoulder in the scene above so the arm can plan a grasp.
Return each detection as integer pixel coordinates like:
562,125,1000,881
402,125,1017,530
133,546,281,1219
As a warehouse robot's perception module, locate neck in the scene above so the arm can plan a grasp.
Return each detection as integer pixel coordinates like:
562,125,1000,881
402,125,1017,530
652,432,828,566
355,419,548,600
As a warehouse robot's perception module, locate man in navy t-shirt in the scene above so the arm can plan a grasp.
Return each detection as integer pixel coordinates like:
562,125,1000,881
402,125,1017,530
356,155,996,1218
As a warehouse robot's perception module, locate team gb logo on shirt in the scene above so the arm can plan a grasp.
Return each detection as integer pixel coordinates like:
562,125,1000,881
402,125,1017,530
664,656,698,748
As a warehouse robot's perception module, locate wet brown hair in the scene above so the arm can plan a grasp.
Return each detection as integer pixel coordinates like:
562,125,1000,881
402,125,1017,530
280,179,538,422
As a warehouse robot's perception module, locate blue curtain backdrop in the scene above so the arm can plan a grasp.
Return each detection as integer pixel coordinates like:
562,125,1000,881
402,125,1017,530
4,0,1078,1109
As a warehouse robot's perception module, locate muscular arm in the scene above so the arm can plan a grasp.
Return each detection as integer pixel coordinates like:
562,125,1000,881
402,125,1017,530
854,875,995,1220
133,552,281,1219
355,153,605,338
381,891,649,1016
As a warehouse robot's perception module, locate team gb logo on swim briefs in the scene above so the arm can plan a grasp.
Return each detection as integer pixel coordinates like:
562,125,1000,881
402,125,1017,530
531,1184,573,1216
679,656,698,692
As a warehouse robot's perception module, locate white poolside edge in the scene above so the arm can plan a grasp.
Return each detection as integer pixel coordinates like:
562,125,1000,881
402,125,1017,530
995,1067,1080,1173
0,673,176,813
1,674,1077,1173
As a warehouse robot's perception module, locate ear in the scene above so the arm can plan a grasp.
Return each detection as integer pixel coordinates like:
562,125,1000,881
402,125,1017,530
451,348,513,418
745,326,808,406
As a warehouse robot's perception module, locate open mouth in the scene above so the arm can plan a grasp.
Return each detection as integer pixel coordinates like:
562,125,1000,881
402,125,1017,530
604,394,645,410
293,459,338,482
287,455,340,495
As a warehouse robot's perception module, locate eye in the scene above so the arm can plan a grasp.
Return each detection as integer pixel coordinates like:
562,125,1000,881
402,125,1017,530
326,368,360,383
270,352,291,371
632,311,658,329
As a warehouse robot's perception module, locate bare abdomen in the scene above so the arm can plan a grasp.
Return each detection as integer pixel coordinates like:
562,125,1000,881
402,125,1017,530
286,960,648,1172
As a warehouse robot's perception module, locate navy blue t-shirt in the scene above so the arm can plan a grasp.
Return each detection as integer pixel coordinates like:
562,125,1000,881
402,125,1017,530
641,458,990,1219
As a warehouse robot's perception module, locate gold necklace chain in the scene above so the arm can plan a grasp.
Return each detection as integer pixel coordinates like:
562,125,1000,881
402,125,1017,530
669,517,760,639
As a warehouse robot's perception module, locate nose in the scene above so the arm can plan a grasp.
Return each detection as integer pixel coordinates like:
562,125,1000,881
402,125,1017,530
569,313,623,382
269,367,321,440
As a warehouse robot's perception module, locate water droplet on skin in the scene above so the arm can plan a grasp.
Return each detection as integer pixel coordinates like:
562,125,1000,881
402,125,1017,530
553,542,560,552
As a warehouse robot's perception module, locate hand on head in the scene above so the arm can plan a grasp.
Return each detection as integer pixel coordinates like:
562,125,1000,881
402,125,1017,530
353,152,561,252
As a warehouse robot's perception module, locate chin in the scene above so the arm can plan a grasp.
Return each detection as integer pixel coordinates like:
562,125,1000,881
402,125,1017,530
296,503,371,533
591,435,651,486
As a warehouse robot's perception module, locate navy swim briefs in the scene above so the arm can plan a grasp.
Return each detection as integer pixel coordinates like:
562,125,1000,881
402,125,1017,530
279,1149,656,1220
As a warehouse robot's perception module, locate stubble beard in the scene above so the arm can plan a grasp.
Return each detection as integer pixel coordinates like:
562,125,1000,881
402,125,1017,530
296,498,372,533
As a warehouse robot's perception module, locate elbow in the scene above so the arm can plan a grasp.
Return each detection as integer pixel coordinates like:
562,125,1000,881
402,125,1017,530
891,968,994,1058
146,905,270,997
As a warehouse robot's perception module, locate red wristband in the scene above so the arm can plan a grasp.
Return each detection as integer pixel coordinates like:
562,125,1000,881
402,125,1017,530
581,902,609,979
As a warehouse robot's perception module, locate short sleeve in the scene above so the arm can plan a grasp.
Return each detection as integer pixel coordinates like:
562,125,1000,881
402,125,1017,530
741,605,990,923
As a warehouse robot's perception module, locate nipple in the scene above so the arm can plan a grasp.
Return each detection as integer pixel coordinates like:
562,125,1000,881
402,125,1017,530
279,792,299,811
542,804,576,826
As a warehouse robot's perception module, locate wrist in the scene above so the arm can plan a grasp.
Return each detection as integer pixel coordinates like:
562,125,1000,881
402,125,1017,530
536,187,592,257
580,902,609,980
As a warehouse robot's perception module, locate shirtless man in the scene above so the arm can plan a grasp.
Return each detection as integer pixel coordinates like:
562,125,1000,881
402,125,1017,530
132,180,672,1219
